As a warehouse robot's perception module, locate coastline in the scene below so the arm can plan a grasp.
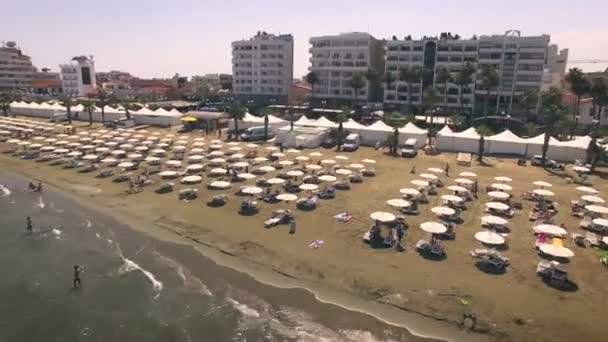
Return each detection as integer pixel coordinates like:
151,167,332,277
0,163,475,342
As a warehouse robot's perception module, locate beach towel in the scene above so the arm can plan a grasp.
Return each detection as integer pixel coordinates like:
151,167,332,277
308,240,324,249
334,212,353,223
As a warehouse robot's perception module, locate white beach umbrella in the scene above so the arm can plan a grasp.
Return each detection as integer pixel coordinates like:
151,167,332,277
231,161,249,168
410,179,429,188
165,160,182,168
242,186,263,195
533,181,552,188
135,146,149,152
118,162,135,169
485,202,510,211
156,143,170,149
305,164,322,171
459,171,477,178
387,199,410,208
172,145,186,152
287,170,304,177
82,154,98,161
581,195,605,204
573,166,590,173
576,186,598,194
308,152,322,157
420,173,438,180
277,193,298,202
208,150,224,157
227,141,239,146
534,224,567,237
29,143,43,150
145,156,161,165
335,168,352,176
586,205,608,215
481,215,508,226
494,176,512,182
258,165,276,173
349,163,365,170
455,178,473,185
100,158,119,165
335,155,349,161
592,218,608,228
111,150,126,156
188,155,205,163
209,158,226,165
299,183,319,191
266,177,286,185
104,141,118,148
159,170,179,179
370,211,396,223
287,148,301,154
420,222,447,234
40,146,55,152
181,175,202,184
442,194,464,203
193,137,206,142
209,168,227,175
229,153,245,160
271,152,286,158
229,146,242,152
296,156,310,162
539,244,575,258
237,173,256,180
321,159,336,165
192,142,205,148
151,149,166,156
533,189,554,197
265,146,278,151
488,191,510,200
428,167,444,174
361,159,376,164
432,206,455,216
246,143,258,149
400,188,421,196
253,157,269,163
190,148,205,154
127,153,143,160
186,164,204,173
278,160,294,166
209,180,231,189
475,231,506,245
209,144,223,150
492,183,512,192
67,151,83,157
319,175,337,182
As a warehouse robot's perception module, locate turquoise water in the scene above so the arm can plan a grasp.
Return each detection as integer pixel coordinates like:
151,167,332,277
0,175,431,342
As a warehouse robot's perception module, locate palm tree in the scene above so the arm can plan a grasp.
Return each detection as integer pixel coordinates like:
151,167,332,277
399,65,423,114
540,105,567,165
475,125,494,163
81,100,96,126
455,62,476,119
228,103,247,140
60,95,74,124
260,106,273,141
384,112,407,155
591,145,608,171
590,78,608,127
435,66,452,114
480,64,499,117
541,86,563,109
520,90,540,122
565,68,591,122
121,101,134,120
0,91,12,117
350,72,366,109
305,71,318,97
97,89,109,124
422,87,442,144
335,106,351,150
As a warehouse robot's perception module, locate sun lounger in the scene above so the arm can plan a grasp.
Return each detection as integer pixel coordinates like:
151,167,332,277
334,212,353,223
585,232,600,247
318,188,336,200
296,196,319,210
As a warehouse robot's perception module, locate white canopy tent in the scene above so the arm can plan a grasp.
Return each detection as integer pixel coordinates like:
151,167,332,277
486,129,527,155
398,122,427,148
436,126,480,153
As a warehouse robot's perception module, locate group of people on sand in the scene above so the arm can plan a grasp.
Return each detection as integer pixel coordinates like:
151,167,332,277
368,218,407,251
127,175,148,194
27,181,43,192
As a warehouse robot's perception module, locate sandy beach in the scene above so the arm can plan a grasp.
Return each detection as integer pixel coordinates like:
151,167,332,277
2,122,607,342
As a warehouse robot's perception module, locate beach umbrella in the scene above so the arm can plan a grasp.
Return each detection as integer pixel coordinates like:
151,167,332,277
231,161,249,168
272,152,286,158
305,164,322,171
573,166,590,173
126,138,139,144
533,189,554,197
492,183,512,191
488,191,510,200
228,153,245,160
29,143,43,150
592,218,608,228
104,141,118,148
188,155,205,163
229,146,242,152
209,139,221,144
318,175,336,182
278,160,294,166
111,149,126,156
117,162,135,169
308,151,323,157
209,168,228,175
192,142,205,148
581,195,605,204
246,143,258,149
576,186,598,194
370,211,396,223
67,151,83,157
287,170,304,177
277,193,298,202
400,188,420,196
441,194,464,203
151,149,166,156
432,206,455,216
299,183,319,191
420,222,447,234
6,139,20,144
361,159,376,164
253,157,269,163
534,224,567,236
173,145,186,152
485,202,509,211
533,181,552,188
237,173,256,180
159,170,179,179
287,148,301,154
335,168,352,176
54,140,69,146
586,205,608,215
455,178,473,185
258,165,276,173
135,146,149,152
475,231,505,245
227,141,240,146
181,175,202,184
242,186,263,195
335,155,349,160
321,159,336,165
481,215,507,226
539,244,575,258
208,150,224,157
156,143,170,149
127,153,143,160
349,163,365,170
145,156,161,165
410,179,429,188
32,136,46,141
82,154,98,161
100,158,119,165
45,138,57,144
193,137,206,142
209,181,231,189
190,148,205,154
494,176,512,182
165,160,182,168
66,142,82,148
420,173,438,180
265,146,278,151
186,164,204,173
428,167,444,174
296,156,310,162
40,146,55,152
209,144,223,150
92,139,105,145
459,171,477,178
387,199,410,208
209,158,226,165
267,178,286,185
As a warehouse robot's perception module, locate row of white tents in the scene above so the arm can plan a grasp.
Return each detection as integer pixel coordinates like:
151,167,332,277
8,101,182,126
436,126,592,162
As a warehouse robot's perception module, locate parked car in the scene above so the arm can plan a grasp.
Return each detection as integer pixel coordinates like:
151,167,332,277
241,126,273,141
531,155,564,170
342,133,360,152
321,136,337,148
400,138,418,158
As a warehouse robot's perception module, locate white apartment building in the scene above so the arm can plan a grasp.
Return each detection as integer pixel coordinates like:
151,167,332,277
60,55,96,97
232,32,294,105
308,32,385,106
384,30,565,115
0,41,36,91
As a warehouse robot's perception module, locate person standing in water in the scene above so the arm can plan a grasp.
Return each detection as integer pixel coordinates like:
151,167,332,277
73,265,82,289
26,216,33,233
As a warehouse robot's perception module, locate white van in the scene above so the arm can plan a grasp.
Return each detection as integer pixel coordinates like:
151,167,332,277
400,138,418,157
241,126,274,141
342,133,360,151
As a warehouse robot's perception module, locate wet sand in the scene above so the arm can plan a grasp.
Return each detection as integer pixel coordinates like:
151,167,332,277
2,124,607,342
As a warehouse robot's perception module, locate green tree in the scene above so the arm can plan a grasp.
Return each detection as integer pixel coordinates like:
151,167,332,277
590,78,608,126
228,103,247,140
520,90,540,122
335,106,351,150
260,106,273,141
60,95,74,124
0,92,12,117
541,86,563,109
97,89,109,124
565,68,591,122
454,62,476,119
350,72,366,109
475,125,494,163
121,101,134,120
384,111,407,155
590,145,608,171
480,64,500,117
399,65,423,113
435,66,452,115
526,122,538,137
540,105,568,165
305,71,318,97
81,99,96,126
422,86,441,124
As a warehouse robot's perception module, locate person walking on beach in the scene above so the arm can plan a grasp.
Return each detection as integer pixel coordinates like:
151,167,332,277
289,219,296,234
73,265,82,289
26,216,33,234
127,179,134,194
410,165,416,174
444,162,450,176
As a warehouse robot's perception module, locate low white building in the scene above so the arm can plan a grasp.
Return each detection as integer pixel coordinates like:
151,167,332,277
60,56,96,97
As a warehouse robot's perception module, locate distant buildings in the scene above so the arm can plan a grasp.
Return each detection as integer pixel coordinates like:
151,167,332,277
60,55,97,97
0,41,36,91
30,68,62,97
308,32,385,107
232,31,294,105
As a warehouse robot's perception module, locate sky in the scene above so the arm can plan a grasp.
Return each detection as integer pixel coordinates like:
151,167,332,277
2,0,607,79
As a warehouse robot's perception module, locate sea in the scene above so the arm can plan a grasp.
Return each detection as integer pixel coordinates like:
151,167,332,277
0,174,440,342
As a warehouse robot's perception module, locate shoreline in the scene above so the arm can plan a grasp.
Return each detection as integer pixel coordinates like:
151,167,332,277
0,165,479,342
